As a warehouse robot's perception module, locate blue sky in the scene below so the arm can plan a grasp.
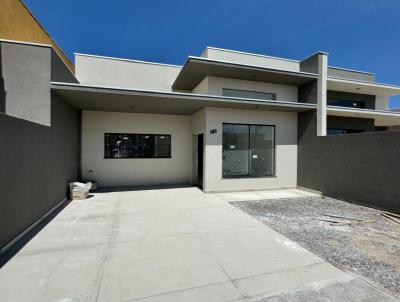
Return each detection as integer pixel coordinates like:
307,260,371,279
25,0,400,107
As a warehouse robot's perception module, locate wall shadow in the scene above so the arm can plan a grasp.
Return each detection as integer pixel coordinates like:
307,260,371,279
0,200,71,268
0,44,6,113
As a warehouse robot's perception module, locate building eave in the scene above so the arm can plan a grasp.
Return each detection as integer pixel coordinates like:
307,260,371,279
51,82,316,115
327,77,400,96
172,56,318,91
327,106,400,126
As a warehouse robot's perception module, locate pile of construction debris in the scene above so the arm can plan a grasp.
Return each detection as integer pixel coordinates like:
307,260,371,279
381,211,400,225
315,211,400,226
69,182,96,200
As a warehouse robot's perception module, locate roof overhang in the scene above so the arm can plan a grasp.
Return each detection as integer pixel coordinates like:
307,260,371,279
172,57,318,91
327,77,400,96
327,106,400,126
51,82,316,115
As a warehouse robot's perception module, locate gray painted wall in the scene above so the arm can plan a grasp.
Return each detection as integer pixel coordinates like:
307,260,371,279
0,45,4,113
299,53,320,74
0,93,80,250
327,116,375,132
327,90,376,109
328,67,375,82
51,50,78,83
1,41,51,125
0,41,80,251
298,80,318,104
298,110,400,212
0,41,77,127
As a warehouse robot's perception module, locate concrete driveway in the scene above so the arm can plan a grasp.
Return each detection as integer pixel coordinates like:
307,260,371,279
0,187,393,301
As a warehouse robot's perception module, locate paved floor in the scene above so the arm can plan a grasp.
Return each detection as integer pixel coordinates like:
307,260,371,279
0,187,393,301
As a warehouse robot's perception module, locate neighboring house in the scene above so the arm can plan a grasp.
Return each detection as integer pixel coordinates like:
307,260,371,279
1,1,400,253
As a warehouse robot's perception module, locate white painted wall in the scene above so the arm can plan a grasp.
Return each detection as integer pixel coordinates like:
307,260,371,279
81,108,298,191
192,76,298,102
81,111,192,187
75,54,181,92
192,77,209,94
191,109,206,135
375,96,389,110
190,109,206,184
202,47,300,72
203,108,298,192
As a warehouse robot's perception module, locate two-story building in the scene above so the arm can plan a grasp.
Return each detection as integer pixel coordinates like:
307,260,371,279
44,47,399,192
3,0,400,256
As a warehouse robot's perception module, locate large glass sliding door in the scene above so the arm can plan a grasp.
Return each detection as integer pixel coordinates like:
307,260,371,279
249,125,275,177
222,123,275,178
222,124,250,177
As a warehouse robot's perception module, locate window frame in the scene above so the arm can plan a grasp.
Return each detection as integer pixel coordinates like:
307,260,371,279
104,133,172,159
222,88,276,101
222,123,276,179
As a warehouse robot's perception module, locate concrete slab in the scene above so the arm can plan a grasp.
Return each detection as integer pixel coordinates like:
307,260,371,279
0,187,393,302
0,246,106,302
233,262,349,298
130,281,242,302
97,234,229,301
198,226,324,280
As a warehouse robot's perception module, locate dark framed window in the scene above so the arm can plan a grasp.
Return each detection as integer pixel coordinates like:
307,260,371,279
222,88,276,101
104,133,171,158
222,123,275,178
327,128,363,136
328,99,366,109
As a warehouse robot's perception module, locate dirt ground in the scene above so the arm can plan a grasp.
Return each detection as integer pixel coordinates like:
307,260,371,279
232,196,400,298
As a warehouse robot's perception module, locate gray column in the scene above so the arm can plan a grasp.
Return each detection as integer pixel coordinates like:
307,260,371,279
299,51,329,136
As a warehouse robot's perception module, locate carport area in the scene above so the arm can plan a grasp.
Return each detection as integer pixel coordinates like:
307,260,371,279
0,187,397,302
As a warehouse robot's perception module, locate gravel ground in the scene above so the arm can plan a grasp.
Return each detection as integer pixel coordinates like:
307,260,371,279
232,196,400,298
249,278,398,302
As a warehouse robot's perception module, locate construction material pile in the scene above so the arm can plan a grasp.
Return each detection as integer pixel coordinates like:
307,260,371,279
69,182,92,201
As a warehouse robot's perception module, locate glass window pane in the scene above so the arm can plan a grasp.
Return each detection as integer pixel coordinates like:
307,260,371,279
222,124,250,177
155,135,171,157
250,125,275,177
105,133,138,158
327,99,365,108
327,128,345,136
327,128,363,136
222,88,275,101
104,133,170,158
138,134,155,157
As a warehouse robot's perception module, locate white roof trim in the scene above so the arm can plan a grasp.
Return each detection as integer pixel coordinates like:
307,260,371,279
0,38,51,48
205,46,300,63
328,76,400,90
328,105,400,117
328,66,374,76
74,53,182,68
206,47,377,76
